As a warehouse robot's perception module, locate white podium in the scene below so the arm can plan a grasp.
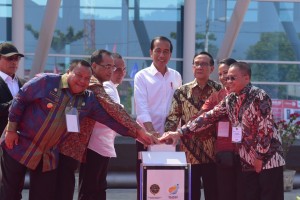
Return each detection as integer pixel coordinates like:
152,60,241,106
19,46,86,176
140,151,191,200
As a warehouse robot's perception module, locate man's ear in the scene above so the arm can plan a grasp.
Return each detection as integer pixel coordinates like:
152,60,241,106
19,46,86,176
210,66,215,74
91,63,97,71
245,74,250,82
149,49,154,59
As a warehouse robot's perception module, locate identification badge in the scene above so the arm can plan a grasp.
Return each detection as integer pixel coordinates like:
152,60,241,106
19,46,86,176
217,122,230,137
231,126,242,143
65,106,80,133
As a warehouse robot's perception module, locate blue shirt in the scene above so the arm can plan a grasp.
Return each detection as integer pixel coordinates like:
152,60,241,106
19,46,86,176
2,73,130,172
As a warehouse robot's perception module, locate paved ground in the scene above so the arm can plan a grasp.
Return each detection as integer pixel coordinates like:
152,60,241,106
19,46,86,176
21,188,300,200
21,171,300,199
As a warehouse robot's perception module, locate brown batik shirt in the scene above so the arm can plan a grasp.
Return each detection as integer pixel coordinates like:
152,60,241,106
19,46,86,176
165,79,221,164
59,76,141,162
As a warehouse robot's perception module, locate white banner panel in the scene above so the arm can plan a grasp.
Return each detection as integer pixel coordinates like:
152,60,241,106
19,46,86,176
141,165,190,200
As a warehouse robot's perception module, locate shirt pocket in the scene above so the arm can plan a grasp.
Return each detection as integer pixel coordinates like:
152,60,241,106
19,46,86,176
39,91,59,112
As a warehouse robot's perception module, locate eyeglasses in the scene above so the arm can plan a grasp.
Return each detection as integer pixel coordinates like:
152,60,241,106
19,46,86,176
114,67,126,73
226,76,237,81
193,62,210,68
2,55,21,62
98,64,117,71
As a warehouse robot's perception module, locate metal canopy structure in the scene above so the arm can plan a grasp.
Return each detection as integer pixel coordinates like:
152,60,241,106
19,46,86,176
28,0,61,78
254,0,300,2
10,0,300,83
216,0,251,63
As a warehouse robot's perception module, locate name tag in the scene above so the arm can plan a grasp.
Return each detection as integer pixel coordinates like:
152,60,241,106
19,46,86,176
65,107,80,133
217,122,230,137
231,126,242,143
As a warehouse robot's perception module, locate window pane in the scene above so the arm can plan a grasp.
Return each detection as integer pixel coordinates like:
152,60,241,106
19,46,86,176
80,8,121,20
0,5,11,17
80,0,122,7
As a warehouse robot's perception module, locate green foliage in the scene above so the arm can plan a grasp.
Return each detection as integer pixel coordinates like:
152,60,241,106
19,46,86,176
25,24,84,53
170,32,218,57
25,24,39,38
195,32,218,57
124,86,133,114
247,32,295,60
170,32,177,39
246,32,300,99
118,82,133,114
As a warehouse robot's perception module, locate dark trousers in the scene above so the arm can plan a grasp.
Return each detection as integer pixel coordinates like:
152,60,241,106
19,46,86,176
136,141,147,200
0,148,57,200
78,149,110,200
55,153,79,200
191,163,218,200
242,166,284,200
216,154,245,200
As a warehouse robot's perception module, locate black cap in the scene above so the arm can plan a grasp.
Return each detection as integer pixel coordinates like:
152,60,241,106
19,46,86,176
0,42,24,57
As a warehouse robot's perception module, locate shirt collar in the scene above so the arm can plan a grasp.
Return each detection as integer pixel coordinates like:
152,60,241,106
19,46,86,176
109,80,119,88
61,73,69,89
190,79,216,89
190,79,199,88
89,75,102,86
187,79,216,98
149,63,169,76
187,79,203,98
0,71,17,82
237,83,252,96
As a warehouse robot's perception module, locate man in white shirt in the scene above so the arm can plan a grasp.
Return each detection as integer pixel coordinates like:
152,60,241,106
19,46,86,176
0,42,25,136
134,36,182,199
78,53,127,200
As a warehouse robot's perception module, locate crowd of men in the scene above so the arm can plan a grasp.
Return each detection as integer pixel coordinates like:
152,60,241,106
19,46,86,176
0,36,285,200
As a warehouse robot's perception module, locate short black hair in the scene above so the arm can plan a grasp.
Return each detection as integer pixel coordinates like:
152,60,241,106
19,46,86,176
193,51,214,66
68,59,91,71
219,58,237,66
150,36,173,53
90,49,112,64
229,61,252,78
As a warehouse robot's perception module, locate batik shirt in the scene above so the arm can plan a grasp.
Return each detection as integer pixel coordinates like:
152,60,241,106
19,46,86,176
182,83,285,170
165,79,221,164
201,88,237,153
4,73,132,172
59,76,141,162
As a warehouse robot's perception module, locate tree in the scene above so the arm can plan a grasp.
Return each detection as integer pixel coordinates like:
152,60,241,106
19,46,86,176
25,25,84,53
195,32,218,57
246,32,300,99
170,32,218,57
25,25,85,72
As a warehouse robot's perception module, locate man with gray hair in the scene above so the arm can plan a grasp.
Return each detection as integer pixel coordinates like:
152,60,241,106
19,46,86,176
160,62,285,200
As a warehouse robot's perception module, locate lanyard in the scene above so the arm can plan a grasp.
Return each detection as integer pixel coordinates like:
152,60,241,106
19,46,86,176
64,90,80,133
65,89,76,109
235,94,246,124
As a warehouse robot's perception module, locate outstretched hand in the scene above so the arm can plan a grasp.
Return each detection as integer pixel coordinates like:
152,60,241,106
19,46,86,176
136,129,160,146
158,131,181,145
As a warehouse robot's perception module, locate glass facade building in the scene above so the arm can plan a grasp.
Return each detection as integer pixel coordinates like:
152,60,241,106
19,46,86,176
0,0,299,114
